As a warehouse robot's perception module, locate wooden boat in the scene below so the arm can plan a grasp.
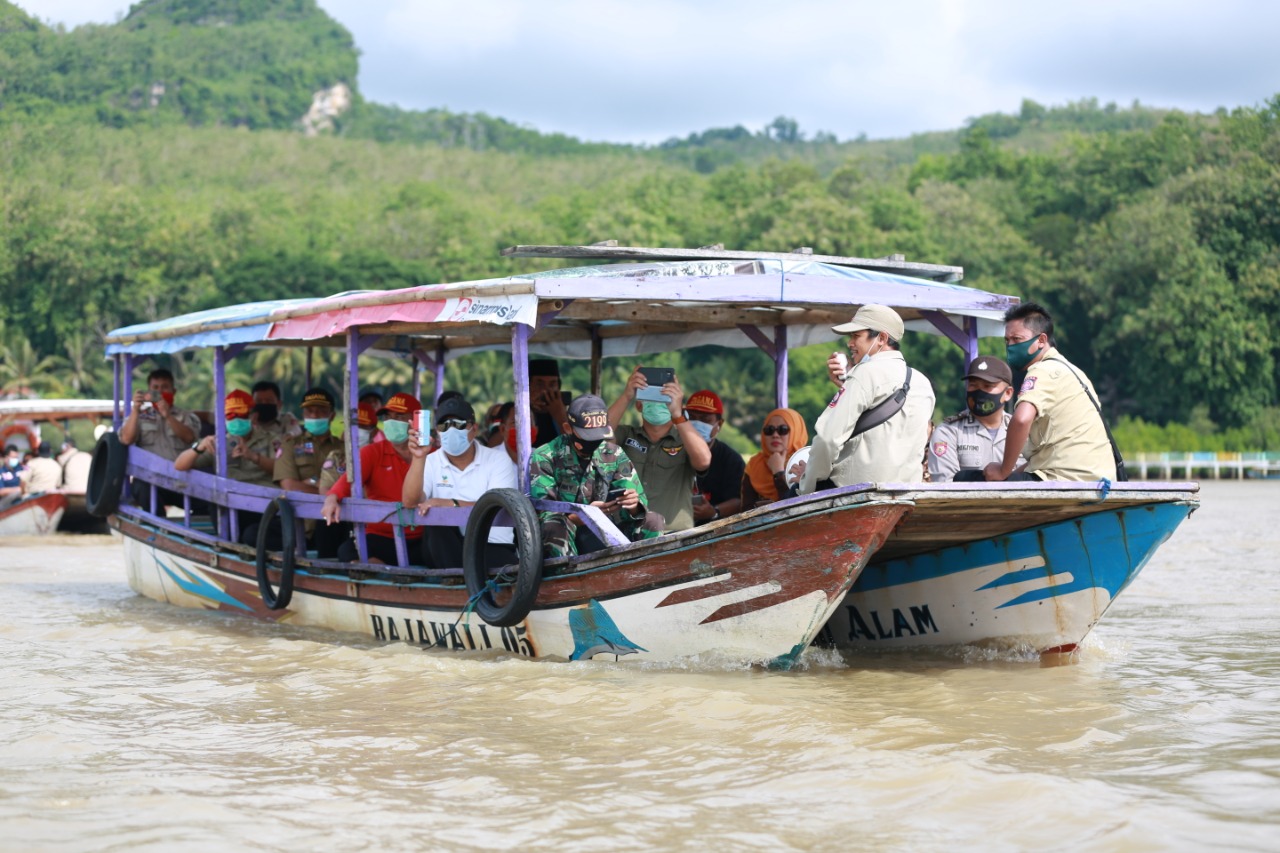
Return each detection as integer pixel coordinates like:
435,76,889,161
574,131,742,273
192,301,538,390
0,399,115,534
94,244,1197,666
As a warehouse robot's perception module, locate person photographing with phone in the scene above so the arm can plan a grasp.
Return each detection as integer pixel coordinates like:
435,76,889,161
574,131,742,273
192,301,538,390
530,394,660,561
121,367,203,513
606,366,711,532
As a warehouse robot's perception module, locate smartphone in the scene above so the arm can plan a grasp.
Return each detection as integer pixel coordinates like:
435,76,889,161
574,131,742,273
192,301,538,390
606,487,626,502
636,367,674,403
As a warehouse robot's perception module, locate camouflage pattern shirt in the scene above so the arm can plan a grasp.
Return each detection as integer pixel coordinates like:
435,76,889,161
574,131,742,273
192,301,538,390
528,435,655,542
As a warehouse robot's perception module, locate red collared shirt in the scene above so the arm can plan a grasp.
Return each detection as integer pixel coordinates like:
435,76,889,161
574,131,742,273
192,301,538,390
327,440,421,540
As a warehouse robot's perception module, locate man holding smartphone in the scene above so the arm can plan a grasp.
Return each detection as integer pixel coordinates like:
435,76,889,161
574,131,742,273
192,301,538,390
120,367,202,514
529,394,659,560
606,366,712,532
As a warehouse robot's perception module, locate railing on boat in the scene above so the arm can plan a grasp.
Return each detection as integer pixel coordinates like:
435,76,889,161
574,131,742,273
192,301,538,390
120,447,631,575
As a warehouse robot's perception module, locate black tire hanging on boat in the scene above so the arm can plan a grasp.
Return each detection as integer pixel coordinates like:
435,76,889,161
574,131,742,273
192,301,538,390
85,431,127,518
463,488,543,627
256,497,296,610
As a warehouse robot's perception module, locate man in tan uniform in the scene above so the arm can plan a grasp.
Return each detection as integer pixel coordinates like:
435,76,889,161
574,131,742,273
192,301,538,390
800,304,935,492
984,302,1116,482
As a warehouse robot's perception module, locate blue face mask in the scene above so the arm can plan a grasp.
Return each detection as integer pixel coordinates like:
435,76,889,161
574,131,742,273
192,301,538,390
641,402,672,425
226,418,252,437
381,419,410,444
304,418,330,436
689,419,715,442
439,428,472,457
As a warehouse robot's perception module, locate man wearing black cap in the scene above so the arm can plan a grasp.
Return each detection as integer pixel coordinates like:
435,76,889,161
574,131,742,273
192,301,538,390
529,359,571,447
928,357,1021,483
274,387,343,495
403,395,519,569
529,394,659,560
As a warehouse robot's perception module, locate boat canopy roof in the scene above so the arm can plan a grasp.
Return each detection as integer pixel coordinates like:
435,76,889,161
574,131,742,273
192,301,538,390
0,399,117,420
104,256,1019,359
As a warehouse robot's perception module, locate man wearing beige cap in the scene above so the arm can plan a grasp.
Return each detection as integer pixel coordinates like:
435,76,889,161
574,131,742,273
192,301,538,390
800,304,935,492
928,356,1021,482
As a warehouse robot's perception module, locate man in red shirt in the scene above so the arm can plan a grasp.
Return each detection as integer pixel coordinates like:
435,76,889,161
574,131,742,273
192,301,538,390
320,392,423,565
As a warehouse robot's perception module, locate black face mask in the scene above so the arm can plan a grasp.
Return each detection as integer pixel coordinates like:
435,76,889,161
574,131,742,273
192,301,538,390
253,403,279,423
574,438,603,459
967,389,1006,418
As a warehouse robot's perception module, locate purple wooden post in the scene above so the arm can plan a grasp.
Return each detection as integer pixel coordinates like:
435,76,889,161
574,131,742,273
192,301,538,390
123,355,135,419
512,323,533,493
346,329,368,562
214,345,229,541
394,528,409,567
112,355,122,428
433,343,446,404
965,318,980,366
774,324,789,410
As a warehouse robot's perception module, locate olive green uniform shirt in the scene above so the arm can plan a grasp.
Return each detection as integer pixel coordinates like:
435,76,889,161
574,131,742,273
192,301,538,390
615,423,700,532
133,405,202,462
274,432,343,486
1017,348,1116,481
191,430,277,488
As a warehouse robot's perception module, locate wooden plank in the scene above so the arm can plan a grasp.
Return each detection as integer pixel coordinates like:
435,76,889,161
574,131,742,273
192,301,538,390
502,244,964,282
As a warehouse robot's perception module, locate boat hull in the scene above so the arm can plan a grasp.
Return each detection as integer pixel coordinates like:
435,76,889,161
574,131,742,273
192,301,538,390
116,497,909,667
826,501,1194,654
0,494,67,537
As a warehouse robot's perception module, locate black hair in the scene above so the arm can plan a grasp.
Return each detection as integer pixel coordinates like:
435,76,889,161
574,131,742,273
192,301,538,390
251,380,282,400
146,368,175,384
496,401,515,421
862,328,901,349
1004,302,1055,344
4,444,17,455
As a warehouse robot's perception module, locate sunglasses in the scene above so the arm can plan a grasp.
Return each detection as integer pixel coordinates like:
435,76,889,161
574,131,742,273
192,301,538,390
762,425,791,437
437,418,472,432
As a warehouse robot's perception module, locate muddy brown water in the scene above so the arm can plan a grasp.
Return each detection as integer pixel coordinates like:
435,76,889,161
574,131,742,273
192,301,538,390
1,480,1276,851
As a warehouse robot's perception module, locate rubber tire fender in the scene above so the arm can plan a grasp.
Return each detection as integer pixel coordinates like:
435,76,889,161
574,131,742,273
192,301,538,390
86,431,127,518
256,497,296,610
463,488,543,628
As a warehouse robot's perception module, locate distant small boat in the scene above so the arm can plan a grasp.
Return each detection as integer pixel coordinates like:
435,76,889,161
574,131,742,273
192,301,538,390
0,493,66,537
0,399,116,534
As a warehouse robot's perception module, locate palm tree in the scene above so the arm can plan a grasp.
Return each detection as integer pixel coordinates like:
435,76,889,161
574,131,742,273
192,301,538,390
0,334,68,398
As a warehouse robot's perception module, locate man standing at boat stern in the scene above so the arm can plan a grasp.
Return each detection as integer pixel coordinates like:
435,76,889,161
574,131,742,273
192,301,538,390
928,357,1022,482
800,304,935,492
607,368,711,532
984,303,1116,482
530,394,661,561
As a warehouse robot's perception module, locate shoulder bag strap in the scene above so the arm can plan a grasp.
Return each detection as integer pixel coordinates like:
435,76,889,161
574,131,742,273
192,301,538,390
851,362,912,438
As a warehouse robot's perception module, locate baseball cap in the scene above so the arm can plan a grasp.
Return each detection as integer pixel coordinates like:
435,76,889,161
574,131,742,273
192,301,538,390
378,392,422,416
435,395,476,423
831,304,905,341
566,394,613,440
356,402,378,428
685,390,723,414
300,387,335,411
964,356,1013,385
224,389,253,418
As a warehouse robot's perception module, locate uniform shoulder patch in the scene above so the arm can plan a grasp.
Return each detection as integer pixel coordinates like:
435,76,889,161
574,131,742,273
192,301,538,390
932,441,948,457
1020,375,1037,393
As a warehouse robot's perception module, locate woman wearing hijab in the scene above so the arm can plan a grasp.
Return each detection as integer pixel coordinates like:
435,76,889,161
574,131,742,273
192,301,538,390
741,408,809,510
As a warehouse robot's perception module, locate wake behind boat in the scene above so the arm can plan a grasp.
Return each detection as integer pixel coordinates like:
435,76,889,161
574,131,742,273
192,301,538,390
92,244,1198,667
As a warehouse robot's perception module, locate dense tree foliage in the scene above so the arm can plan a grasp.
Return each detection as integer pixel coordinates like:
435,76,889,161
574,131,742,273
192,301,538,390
0,0,1277,451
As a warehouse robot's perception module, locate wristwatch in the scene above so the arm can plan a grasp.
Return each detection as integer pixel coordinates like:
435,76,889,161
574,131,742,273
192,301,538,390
190,441,204,455
712,506,721,520
452,498,459,507
672,415,688,425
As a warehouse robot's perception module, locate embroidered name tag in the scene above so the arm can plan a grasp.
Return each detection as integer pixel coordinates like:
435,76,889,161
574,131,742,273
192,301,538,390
625,438,647,453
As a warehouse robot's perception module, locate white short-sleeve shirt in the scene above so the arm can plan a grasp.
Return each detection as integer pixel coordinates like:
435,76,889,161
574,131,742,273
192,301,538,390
420,442,519,543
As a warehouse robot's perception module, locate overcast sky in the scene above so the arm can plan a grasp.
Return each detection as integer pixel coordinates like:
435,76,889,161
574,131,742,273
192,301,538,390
27,0,1280,144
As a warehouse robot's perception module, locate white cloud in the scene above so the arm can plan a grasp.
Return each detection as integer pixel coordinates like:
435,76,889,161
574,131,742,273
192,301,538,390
24,0,1280,142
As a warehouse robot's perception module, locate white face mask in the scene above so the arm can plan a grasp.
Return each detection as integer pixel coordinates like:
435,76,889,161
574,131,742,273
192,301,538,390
860,336,884,365
689,420,715,443
357,427,373,448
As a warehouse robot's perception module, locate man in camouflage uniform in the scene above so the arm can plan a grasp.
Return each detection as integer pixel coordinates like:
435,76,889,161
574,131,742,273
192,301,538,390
529,394,661,560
